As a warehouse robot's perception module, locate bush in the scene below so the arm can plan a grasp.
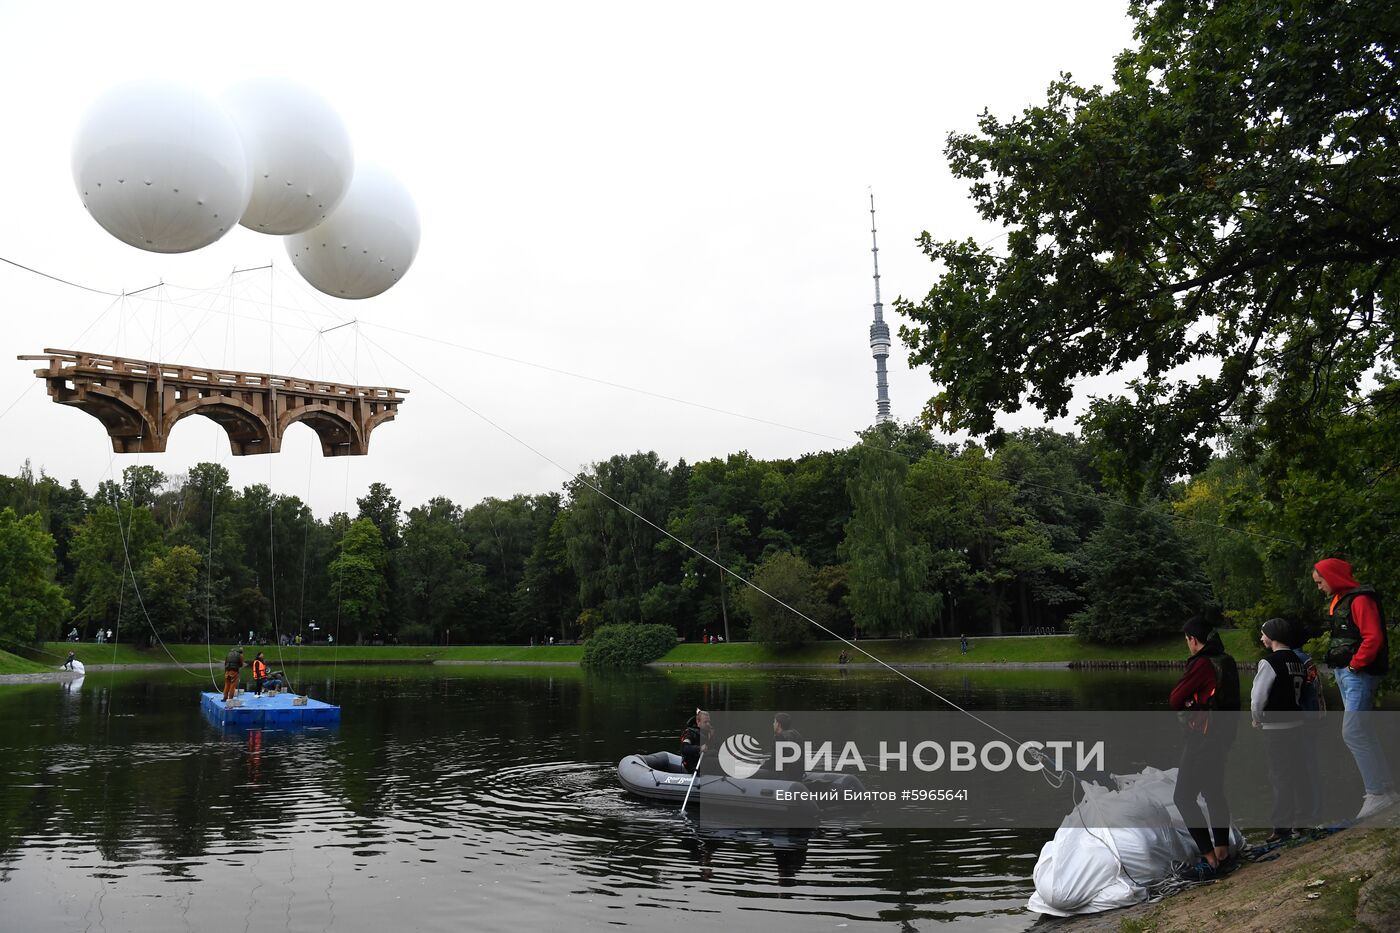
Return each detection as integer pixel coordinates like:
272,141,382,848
581,623,677,668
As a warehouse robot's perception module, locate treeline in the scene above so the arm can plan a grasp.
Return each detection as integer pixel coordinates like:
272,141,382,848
0,407,1393,649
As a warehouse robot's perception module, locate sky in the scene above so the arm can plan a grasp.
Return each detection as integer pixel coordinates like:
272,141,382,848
0,1,1138,517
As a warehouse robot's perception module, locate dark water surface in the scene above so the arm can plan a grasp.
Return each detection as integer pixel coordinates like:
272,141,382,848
0,666,1176,932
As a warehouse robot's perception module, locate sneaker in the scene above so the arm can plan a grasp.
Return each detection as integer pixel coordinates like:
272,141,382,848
1356,792,1400,820
1175,858,1219,882
1263,829,1294,845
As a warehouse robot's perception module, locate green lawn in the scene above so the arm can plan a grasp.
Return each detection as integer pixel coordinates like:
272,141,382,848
658,631,1259,665
27,631,1265,669
0,648,51,675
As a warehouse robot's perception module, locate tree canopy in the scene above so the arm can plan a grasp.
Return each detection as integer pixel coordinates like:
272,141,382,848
898,0,1400,489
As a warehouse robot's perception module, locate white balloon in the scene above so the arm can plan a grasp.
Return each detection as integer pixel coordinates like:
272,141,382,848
72,81,250,253
285,165,420,300
223,78,354,235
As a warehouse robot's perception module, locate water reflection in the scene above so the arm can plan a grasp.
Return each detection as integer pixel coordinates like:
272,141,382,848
0,666,1174,931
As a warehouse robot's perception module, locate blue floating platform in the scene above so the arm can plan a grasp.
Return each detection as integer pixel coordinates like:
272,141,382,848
200,691,340,728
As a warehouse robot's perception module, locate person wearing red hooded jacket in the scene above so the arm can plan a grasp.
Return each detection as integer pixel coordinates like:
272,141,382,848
1313,558,1397,819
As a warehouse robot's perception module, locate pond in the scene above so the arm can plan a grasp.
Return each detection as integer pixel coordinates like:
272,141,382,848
0,665,1183,931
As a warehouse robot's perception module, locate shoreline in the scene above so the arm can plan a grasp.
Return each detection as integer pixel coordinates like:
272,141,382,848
0,656,1188,684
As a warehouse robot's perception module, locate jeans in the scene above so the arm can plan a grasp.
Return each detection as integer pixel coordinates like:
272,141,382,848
1334,667,1395,796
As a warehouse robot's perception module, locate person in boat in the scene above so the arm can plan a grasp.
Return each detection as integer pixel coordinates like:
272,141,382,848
680,708,713,774
222,646,244,702
261,669,287,692
1251,617,1306,842
1313,558,1398,819
251,652,269,695
1169,614,1240,881
766,713,805,778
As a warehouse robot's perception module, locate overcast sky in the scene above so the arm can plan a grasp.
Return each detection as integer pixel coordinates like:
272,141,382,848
0,1,1136,517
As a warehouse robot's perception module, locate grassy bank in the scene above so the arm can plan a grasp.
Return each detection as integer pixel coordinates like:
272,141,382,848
0,649,49,675
18,631,1261,670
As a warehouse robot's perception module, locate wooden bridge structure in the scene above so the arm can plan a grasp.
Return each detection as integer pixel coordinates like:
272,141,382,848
19,349,407,456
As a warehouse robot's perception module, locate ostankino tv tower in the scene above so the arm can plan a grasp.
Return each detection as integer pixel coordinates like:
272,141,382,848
868,192,892,424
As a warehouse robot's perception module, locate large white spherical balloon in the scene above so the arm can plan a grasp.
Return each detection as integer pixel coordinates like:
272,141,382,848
72,81,250,253
223,79,354,235
285,165,420,300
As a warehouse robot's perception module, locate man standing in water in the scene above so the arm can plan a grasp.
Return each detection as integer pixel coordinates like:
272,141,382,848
1313,558,1398,818
1169,615,1240,880
223,646,244,703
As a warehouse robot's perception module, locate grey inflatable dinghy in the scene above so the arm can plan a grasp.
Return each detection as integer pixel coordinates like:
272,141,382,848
617,751,866,817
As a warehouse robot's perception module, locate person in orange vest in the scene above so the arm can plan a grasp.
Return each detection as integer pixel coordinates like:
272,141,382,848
251,652,269,696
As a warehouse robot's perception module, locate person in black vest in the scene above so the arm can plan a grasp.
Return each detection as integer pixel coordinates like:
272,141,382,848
1313,558,1397,818
1169,615,1240,880
1251,617,1306,842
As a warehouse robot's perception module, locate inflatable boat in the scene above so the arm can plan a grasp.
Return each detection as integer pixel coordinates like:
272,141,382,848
617,751,866,819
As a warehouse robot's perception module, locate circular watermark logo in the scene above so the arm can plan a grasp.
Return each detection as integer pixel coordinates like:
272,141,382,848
718,733,767,779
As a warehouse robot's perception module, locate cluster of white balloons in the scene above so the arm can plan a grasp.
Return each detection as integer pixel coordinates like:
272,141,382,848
71,79,419,300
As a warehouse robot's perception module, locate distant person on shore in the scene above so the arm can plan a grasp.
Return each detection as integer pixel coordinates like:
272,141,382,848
251,652,268,696
1313,558,1397,818
106,628,113,643
223,646,244,702
1252,617,1306,842
680,707,713,774
960,634,969,654
1169,615,1240,880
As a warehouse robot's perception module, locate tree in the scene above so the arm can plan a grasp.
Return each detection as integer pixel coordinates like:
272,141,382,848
1071,503,1214,644
141,545,201,641
842,432,939,637
398,498,485,642
356,482,403,550
0,507,70,643
68,503,163,633
898,0,1400,489
328,517,388,641
562,452,675,625
741,551,826,647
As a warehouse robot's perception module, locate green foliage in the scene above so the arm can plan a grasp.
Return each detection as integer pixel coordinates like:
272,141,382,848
0,507,70,642
328,517,388,640
580,623,677,668
1071,503,1214,644
140,545,201,641
898,0,1400,489
576,607,604,640
741,551,825,647
843,432,939,637
397,498,485,642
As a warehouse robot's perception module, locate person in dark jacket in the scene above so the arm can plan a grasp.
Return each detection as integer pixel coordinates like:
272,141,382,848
222,646,244,702
1252,617,1306,842
1169,615,1240,879
680,708,712,774
1313,558,1397,818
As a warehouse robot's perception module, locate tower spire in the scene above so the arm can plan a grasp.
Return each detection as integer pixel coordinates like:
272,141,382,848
868,191,892,424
